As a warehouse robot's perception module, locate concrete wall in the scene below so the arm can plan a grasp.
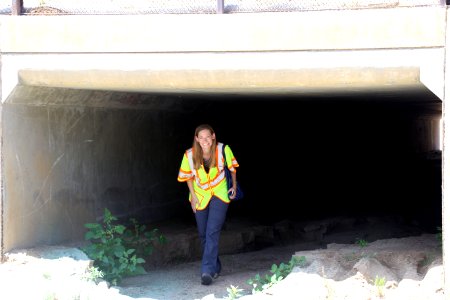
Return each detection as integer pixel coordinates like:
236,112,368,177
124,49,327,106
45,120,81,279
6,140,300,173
2,86,193,249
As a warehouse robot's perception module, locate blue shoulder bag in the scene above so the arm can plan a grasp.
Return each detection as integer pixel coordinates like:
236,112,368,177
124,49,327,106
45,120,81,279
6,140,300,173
222,145,244,201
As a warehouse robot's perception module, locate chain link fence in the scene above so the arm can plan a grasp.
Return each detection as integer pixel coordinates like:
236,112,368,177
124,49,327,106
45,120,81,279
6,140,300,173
0,0,445,15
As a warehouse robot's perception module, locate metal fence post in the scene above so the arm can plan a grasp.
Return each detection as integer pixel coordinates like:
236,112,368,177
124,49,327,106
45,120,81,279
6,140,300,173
217,0,224,14
12,0,23,15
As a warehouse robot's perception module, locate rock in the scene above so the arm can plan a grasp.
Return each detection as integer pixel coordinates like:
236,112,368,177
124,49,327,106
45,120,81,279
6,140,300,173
353,256,399,282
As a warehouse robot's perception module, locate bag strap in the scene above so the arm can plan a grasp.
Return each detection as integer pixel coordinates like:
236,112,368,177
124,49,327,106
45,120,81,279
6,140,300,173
222,144,227,170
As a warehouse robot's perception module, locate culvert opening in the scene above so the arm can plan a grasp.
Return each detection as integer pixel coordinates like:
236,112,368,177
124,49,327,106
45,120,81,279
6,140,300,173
3,86,442,268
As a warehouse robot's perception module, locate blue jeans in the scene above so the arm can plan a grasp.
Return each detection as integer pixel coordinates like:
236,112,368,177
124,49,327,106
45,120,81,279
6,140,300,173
195,196,228,276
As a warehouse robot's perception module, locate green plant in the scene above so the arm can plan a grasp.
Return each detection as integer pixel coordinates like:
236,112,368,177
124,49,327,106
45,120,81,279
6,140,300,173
247,256,306,293
226,285,244,300
355,238,368,248
81,208,165,285
82,266,104,283
373,275,386,297
123,218,166,258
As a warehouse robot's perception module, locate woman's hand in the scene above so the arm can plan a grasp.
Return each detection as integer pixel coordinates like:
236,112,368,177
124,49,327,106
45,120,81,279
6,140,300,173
228,186,236,200
191,195,199,213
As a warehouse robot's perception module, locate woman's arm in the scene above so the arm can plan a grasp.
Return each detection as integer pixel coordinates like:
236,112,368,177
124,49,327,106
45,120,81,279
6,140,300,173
229,171,237,200
187,180,198,213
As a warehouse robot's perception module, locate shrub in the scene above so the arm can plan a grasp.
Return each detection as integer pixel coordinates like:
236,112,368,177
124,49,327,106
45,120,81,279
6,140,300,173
81,208,165,285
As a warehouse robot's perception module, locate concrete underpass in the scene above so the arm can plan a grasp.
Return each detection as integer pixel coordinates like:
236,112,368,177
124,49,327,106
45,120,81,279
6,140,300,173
0,3,449,295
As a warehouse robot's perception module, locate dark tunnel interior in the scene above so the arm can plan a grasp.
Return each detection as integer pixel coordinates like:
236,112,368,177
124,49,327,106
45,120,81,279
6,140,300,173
169,92,442,236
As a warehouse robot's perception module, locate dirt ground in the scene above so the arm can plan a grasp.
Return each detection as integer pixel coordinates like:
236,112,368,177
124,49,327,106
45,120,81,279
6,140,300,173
119,240,318,299
118,233,443,300
0,219,444,300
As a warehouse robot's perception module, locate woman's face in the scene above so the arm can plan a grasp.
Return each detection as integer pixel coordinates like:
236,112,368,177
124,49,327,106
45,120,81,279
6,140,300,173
196,129,215,152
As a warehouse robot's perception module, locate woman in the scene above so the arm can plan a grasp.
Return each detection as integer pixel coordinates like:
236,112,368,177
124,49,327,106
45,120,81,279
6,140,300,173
177,124,239,285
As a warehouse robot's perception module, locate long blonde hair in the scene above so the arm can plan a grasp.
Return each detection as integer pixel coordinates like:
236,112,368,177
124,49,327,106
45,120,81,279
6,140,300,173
192,124,217,170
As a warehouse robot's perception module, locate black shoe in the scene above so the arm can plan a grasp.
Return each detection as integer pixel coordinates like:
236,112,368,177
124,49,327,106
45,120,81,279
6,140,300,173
212,272,220,279
201,273,212,285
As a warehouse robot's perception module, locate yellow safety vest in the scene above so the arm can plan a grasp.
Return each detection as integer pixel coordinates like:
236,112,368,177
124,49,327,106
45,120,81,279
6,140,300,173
177,143,239,210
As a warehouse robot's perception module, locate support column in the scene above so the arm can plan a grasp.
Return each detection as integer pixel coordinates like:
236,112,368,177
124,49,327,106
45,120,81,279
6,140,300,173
11,0,23,15
0,53,3,261
217,0,224,14
443,7,450,297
